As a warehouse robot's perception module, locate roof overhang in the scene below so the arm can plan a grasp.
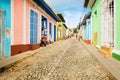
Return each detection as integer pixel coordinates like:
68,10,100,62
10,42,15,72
33,0,60,22
77,12,91,29
77,22,82,29
83,12,91,24
84,0,89,8
56,13,65,22
84,0,96,8
88,0,96,8
63,24,68,29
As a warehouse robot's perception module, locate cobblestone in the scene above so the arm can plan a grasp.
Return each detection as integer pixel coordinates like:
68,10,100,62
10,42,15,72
0,38,116,80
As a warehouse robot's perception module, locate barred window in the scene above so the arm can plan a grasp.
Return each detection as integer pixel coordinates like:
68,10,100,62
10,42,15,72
30,9,38,44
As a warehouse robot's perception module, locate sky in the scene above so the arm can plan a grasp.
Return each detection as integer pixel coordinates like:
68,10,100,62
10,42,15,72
45,0,91,28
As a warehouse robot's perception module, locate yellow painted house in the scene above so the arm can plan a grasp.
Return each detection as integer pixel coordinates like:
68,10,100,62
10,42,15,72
56,13,67,41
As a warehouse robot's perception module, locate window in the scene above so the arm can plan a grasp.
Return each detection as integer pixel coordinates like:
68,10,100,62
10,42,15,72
30,9,38,44
101,0,114,47
41,15,47,36
49,22,52,35
94,10,97,15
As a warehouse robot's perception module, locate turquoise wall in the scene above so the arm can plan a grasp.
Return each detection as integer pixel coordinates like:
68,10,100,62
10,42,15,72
91,0,101,46
0,0,11,56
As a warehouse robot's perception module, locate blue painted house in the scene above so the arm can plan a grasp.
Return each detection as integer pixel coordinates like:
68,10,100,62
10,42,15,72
82,12,92,44
0,0,11,57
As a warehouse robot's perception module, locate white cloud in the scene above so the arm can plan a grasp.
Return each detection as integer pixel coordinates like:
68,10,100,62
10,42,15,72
45,0,91,28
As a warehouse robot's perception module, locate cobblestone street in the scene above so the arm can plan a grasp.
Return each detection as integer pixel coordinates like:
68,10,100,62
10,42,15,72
0,38,116,80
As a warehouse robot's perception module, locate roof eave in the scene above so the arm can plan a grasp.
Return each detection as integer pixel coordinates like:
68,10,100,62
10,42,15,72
84,0,96,8
82,12,91,25
56,13,65,22
33,0,60,22
87,0,96,8
84,0,89,8
63,24,68,29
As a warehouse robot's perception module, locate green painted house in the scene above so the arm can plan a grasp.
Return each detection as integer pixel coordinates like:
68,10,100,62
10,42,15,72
84,0,120,61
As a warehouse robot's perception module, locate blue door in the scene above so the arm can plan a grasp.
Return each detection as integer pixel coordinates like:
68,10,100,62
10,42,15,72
54,25,56,42
30,10,38,44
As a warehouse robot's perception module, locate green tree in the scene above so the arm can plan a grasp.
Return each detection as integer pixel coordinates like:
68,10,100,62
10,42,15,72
73,28,78,33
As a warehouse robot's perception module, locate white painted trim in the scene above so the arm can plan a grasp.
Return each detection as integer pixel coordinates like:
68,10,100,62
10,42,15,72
49,21,52,41
11,0,14,45
29,7,39,44
113,49,120,55
28,11,30,44
52,22,54,42
47,20,50,41
39,12,42,41
30,7,39,14
23,0,26,44
50,22,54,42
114,0,117,48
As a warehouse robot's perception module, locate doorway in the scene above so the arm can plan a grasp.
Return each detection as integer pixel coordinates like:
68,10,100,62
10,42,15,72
0,10,6,57
41,15,47,40
101,0,114,47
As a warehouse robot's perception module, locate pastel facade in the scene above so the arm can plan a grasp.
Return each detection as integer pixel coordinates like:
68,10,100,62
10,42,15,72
56,13,67,40
0,0,11,57
78,12,91,44
0,0,60,57
84,0,120,60
83,12,92,44
57,23,63,40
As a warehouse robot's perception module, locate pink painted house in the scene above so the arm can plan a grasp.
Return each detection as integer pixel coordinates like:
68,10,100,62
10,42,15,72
6,0,60,56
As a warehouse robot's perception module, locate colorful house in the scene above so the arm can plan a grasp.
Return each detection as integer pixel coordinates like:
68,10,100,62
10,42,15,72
84,0,120,60
81,12,92,44
77,22,84,40
56,13,67,40
0,0,60,57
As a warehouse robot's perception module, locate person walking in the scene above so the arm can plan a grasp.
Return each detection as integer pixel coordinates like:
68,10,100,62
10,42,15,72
78,29,82,41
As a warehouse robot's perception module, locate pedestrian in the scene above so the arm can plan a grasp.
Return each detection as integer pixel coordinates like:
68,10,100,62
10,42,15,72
76,34,78,38
78,30,82,41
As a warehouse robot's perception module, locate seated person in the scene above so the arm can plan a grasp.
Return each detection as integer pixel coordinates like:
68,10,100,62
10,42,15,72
40,35,47,46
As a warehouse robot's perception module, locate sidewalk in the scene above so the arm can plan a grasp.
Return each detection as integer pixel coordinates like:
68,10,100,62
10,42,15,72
0,42,57,73
81,40,120,80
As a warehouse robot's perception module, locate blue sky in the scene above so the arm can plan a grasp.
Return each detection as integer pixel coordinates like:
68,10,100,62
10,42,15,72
45,0,91,28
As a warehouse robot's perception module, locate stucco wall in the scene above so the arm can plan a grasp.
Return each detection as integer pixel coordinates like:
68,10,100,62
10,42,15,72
14,0,24,44
116,0,120,50
92,0,101,46
26,0,57,43
0,0,11,56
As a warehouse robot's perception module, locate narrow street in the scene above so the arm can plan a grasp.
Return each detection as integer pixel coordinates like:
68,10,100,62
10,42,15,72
0,38,116,80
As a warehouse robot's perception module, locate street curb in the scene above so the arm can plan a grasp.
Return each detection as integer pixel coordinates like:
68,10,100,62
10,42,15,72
80,40,120,80
0,42,57,73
